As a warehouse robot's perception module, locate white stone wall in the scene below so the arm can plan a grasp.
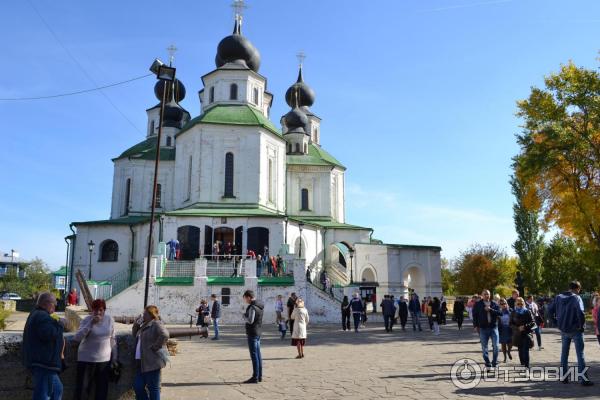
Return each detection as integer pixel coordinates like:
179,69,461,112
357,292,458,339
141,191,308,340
174,125,285,212
200,69,268,117
353,244,442,299
110,159,175,219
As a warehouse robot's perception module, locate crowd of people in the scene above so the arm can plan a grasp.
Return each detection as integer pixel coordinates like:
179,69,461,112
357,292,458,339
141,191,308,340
21,279,600,398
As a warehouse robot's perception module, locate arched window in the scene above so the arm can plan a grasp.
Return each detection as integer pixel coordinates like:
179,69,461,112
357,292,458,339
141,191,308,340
154,183,162,208
166,136,172,146
229,83,238,100
314,127,319,143
209,86,215,103
253,87,259,104
124,178,131,216
304,143,308,154
301,188,309,211
150,120,155,135
99,240,118,262
224,152,234,197
295,143,300,153
287,143,292,153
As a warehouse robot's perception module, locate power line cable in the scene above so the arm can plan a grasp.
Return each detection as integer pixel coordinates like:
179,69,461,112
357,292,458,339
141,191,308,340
26,0,145,134
0,73,152,101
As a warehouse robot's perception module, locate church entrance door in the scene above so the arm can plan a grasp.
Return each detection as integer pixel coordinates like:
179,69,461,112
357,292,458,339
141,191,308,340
177,226,200,260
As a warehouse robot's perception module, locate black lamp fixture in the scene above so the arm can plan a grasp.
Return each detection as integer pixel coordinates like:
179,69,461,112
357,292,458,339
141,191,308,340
349,247,355,285
87,240,95,280
143,57,177,308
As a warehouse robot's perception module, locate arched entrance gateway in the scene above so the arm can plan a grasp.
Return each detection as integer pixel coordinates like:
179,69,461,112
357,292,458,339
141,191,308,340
360,265,378,312
403,265,427,297
177,226,200,260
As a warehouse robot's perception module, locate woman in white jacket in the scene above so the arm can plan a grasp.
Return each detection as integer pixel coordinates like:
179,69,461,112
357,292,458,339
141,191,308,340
290,298,309,359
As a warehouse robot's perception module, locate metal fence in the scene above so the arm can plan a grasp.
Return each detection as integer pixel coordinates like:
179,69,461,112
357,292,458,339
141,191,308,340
162,260,196,278
206,256,246,277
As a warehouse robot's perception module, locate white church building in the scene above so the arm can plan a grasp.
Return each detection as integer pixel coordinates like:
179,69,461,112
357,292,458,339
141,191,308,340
66,10,441,322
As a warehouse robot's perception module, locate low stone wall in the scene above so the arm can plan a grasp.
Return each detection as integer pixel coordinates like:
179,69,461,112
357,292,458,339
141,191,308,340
0,332,137,400
0,300,16,312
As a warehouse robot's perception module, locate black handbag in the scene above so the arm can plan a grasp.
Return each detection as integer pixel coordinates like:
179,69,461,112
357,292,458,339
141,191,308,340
108,361,122,383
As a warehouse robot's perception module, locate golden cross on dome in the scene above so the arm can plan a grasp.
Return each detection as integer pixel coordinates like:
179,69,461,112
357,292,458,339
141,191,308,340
296,51,306,68
231,0,247,24
167,44,178,66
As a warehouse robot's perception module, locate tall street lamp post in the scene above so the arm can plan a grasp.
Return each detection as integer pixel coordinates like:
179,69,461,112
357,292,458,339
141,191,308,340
349,247,355,285
298,222,304,258
144,58,176,308
88,240,95,280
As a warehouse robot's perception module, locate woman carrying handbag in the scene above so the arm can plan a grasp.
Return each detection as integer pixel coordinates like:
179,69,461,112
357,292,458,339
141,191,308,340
510,297,537,369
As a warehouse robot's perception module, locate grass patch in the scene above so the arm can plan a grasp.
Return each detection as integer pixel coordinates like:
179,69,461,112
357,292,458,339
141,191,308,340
0,309,12,330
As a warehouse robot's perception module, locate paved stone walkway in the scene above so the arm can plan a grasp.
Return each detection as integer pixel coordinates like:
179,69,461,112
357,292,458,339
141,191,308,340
160,321,600,399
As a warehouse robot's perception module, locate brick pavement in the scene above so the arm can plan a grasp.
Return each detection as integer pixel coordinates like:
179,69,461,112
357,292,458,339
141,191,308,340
160,321,600,400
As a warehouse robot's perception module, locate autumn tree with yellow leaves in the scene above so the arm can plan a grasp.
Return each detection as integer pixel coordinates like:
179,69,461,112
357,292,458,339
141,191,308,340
514,61,600,255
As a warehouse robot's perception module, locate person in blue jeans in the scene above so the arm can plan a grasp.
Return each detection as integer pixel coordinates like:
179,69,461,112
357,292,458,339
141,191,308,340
348,293,364,332
472,289,502,368
408,293,422,331
22,292,66,400
548,280,594,386
132,305,170,400
243,290,264,384
210,294,221,340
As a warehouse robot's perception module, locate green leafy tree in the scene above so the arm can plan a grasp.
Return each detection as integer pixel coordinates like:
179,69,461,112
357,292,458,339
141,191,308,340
453,244,517,295
0,258,52,299
514,61,600,253
440,257,456,295
542,234,598,293
511,174,545,293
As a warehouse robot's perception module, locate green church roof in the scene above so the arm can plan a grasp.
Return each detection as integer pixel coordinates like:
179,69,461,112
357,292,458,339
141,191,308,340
113,136,176,162
287,143,345,170
177,104,281,137
73,215,151,226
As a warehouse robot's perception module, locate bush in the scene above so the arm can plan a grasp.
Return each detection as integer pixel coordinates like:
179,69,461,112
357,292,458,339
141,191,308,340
494,285,513,299
0,309,11,330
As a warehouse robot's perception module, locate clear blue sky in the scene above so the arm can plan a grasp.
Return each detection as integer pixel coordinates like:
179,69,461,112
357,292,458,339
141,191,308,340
2,0,599,269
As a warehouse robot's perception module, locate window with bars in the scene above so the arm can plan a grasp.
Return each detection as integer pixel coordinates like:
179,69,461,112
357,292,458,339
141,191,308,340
301,188,309,211
230,84,238,100
224,152,234,197
154,184,162,208
124,178,131,215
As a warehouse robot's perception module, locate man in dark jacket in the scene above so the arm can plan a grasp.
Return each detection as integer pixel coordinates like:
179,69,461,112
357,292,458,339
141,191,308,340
348,293,364,332
453,298,465,329
287,292,297,334
408,293,422,331
472,289,502,368
22,292,66,400
243,290,264,384
548,281,593,385
210,294,221,340
397,296,409,331
380,295,397,332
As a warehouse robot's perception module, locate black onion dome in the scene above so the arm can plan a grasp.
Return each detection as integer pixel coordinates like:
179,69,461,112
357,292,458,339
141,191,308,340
154,79,186,103
215,20,261,72
284,107,309,134
285,67,315,108
162,104,185,128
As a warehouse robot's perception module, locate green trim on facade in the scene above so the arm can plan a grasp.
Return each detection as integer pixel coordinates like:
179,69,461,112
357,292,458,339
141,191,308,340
167,204,283,218
289,216,371,231
257,276,295,286
356,242,442,251
155,277,194,286
177,104,281,137
207,276,245,286
286,143,345,170
72,215,151,226
52,266,67,276
113,136,176,162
